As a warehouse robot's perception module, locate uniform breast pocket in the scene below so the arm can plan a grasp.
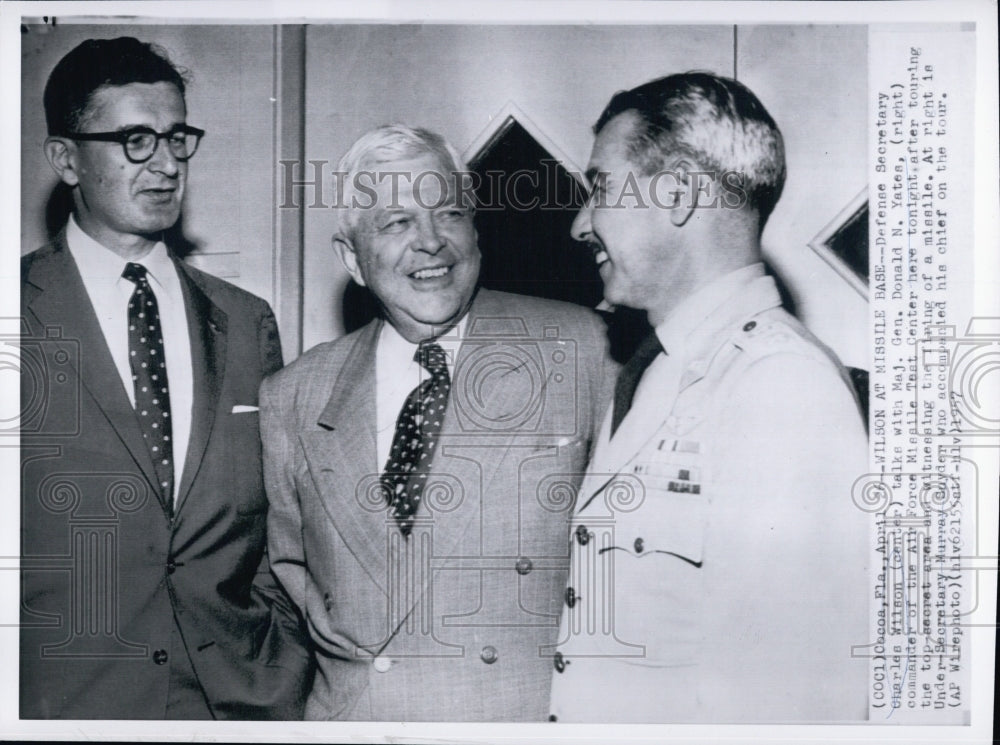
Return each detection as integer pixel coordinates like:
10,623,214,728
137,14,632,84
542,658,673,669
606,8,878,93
602,487,707,667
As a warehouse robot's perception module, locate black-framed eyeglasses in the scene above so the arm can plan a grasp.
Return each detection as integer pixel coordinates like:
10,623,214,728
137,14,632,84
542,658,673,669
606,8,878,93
64,125,205,164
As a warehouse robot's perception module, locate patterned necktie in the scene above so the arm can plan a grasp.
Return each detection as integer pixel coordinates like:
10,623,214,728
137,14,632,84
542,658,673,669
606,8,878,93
380,341,451,535
610,332,664,437
122,262,174,512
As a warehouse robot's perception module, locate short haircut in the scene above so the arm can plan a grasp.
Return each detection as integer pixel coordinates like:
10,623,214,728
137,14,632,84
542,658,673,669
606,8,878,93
333,124,473,243
44,36,187,136
595,71,786,223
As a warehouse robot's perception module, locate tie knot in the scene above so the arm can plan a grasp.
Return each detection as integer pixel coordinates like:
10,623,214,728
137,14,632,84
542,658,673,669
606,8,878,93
122,262,150,285
415,340,449,377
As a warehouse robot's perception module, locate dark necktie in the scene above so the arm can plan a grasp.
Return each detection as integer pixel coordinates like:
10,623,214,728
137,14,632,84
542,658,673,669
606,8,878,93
610,332,664,437
122,262,174,512
380,341,451,535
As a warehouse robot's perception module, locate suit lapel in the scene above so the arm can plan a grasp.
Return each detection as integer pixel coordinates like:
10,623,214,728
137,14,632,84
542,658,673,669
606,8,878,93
172,260,227,514
23,236,168,516
300,321,389,594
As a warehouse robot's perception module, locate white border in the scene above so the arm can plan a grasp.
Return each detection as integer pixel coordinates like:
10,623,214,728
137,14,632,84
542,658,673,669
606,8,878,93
2,2,996,743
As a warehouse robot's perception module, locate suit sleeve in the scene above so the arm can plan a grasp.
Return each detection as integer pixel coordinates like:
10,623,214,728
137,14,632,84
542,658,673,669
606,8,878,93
248,306,314,697
583,312,618,454
258,303,284,376
698,353,869,721
259,372,311,619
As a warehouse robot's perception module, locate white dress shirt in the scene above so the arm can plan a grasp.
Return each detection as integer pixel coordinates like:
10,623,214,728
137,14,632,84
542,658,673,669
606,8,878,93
374,317,467,471
66,215,193,504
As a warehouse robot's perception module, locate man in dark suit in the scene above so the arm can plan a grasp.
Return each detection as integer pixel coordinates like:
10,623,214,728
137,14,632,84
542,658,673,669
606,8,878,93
20,36,313,719
261,124,615,720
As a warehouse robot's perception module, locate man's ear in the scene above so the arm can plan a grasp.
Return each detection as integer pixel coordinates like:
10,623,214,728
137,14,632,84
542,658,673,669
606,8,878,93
44,137,80,187
333,235,366,287
668,158,697,228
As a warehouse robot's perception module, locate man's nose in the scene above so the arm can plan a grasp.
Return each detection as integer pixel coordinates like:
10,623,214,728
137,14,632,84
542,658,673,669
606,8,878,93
570,202,593,243
147,137,181,176
413,217,445,253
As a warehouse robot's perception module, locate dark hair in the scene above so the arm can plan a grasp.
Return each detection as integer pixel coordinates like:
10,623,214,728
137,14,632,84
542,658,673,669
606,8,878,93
44,36,187,136
595,71,786,223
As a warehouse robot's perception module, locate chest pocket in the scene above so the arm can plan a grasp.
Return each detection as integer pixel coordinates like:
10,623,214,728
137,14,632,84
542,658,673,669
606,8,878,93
597,451,708,667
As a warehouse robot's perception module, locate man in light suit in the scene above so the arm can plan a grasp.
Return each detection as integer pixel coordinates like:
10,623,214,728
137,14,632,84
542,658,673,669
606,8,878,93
548,72,869,722
20,37,312,719
261,125,615,721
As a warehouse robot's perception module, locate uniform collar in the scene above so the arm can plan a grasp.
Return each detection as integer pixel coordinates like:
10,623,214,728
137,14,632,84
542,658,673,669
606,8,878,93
653,263,767,361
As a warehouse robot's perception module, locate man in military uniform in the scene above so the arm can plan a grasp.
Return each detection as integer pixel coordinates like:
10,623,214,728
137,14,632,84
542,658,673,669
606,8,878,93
548,72,869,722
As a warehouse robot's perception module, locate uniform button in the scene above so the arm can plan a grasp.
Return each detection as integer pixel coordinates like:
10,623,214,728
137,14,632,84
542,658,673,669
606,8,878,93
554,650,569,673
324,593,333,612
743,320,757,332
548,714,558,722
515,556,533,575
575,524,590,545
634,537,644,553
565,586,578,608
152,649,168,665
480,645,498,664
166,561,176,575
372,656,392,673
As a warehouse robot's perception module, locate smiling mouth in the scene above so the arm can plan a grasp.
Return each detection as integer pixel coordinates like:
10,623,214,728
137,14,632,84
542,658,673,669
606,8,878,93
589,243,609,268
410,266,451,280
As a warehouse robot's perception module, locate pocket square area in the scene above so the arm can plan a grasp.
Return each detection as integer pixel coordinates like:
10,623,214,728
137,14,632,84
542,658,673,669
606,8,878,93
231,405,259,414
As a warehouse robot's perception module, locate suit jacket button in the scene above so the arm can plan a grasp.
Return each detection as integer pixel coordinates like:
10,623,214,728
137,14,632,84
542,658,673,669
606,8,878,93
554,650,569,673
152,649,168,665
575,524,589,545
166,561,177,575
373,656,392,673
565,586,578,608
515,557,533,575
324,593,333,611
634,537,644,553
480,645,498,664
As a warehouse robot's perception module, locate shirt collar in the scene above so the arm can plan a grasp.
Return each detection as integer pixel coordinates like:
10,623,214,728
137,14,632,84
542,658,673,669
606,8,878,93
65,214,174,292
653,263,766,358
378,314,469,372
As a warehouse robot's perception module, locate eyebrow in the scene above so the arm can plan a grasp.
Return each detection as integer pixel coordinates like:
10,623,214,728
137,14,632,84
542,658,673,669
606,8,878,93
110,121,187,133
